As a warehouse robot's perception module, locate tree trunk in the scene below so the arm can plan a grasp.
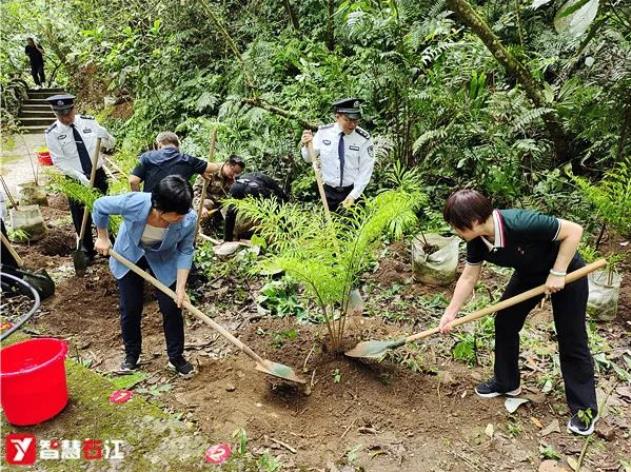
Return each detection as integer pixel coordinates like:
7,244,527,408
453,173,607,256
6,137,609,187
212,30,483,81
327,0,335,51
445,0,572,164
283,0,300,32
242,97,318,130
199,0,255,90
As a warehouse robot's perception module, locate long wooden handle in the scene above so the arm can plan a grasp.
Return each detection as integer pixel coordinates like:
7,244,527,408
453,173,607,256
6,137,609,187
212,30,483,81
77,138,102,245
108,249,265,364
0,175,17,208
307,141,332,222
405,259,607,344
195,129,218,240
1,232,24,267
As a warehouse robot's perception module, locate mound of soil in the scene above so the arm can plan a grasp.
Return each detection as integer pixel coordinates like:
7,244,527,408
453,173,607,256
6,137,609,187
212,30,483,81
39,231,75,256
373,257,411,286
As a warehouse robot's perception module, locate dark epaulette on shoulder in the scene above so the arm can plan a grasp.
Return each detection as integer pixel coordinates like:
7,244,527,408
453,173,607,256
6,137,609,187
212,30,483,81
318,123,334,130
80,115,95,120
45,123,57,134
355,127,370,139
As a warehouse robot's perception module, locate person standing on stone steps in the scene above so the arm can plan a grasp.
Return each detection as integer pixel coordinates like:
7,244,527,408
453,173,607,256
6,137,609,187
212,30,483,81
439,189,598,436
300,98,375,212
24,37,45,88
45,94,115,261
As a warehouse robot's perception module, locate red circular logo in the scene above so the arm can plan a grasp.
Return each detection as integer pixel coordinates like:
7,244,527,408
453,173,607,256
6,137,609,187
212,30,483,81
109,390,133,404
205,443,232,464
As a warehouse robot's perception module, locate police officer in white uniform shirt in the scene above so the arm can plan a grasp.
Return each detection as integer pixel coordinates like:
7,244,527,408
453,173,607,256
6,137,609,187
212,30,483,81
45,94,115,259
300,98,375,212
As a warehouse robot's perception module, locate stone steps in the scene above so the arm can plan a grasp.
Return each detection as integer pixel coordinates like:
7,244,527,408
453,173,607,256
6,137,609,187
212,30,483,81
18,116,55,127
18,88,66,134
27,88,64,100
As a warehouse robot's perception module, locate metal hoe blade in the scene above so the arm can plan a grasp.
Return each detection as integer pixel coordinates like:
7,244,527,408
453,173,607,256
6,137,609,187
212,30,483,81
344,338,406,360
255,359,306,384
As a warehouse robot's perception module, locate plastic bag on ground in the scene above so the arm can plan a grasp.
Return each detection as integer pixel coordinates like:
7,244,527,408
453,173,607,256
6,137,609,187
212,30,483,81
411,233,459,286
9,205,46,242
587,269,622,321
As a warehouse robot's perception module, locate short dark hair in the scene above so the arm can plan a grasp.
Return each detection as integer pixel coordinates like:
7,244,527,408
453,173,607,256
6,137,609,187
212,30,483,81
443,189,493,230
151,175,193,215
155,131,179,148
226,155,245,170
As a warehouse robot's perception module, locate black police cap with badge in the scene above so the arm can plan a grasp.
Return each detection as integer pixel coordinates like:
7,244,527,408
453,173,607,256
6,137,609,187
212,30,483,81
46,94,75,116
332,97,362,119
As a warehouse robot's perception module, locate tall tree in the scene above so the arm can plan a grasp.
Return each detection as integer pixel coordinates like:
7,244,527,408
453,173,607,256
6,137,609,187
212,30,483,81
283,0,300,32
445,0,572,165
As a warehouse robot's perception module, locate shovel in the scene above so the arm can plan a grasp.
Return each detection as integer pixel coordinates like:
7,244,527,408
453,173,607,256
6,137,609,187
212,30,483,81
107,249,305,384
307,141,363,340
73,138,102,276
345,259,607,360
0,231,55,299
194,128,218,241
307,141,332,223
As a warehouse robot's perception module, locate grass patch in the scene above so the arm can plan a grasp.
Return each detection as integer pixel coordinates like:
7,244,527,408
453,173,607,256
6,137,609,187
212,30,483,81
1,335,207,471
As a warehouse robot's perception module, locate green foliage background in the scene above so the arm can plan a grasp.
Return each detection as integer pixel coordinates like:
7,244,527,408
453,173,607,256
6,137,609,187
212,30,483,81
1,0,630,237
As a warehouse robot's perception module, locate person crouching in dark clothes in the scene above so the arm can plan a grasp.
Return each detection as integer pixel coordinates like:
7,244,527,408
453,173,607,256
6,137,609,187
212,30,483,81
223,172,287,242
439,189,598,436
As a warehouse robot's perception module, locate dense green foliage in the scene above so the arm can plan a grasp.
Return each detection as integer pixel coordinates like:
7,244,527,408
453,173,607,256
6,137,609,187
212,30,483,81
229,183,423,348
2,0,629,236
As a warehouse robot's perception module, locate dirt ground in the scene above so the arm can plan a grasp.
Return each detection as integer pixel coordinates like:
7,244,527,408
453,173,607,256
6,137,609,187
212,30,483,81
7,201,631,471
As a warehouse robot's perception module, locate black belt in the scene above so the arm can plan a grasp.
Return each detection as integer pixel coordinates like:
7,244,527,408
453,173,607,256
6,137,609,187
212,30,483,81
324,183,353,193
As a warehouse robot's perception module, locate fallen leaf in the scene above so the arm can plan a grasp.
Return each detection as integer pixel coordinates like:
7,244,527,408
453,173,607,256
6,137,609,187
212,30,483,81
616,386,631,403
539,460,570,472
542,379,554,394
505,397,529,413
485,423,494,438
540,419,561,437
567,456,579,471
531,417,543,428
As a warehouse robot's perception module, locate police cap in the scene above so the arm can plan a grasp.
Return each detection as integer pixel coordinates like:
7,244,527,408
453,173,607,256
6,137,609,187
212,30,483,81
46,94,75,115
332,97,362,119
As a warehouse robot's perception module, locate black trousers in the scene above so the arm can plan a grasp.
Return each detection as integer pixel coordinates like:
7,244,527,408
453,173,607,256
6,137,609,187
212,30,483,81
30,62,45,86
323,184,353,213
1,220,19,268
68,169,108,256
117,257,184,360
494,256,597,414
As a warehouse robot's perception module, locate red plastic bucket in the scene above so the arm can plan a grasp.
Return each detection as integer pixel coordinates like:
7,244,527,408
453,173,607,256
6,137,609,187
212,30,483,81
35,148,52,166
0,338,69,425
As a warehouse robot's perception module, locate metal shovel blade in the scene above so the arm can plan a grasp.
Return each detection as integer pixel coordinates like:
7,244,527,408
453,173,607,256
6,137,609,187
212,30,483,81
21,270,55,300
73,248,90,276
255,359,306,384
344,338,407,360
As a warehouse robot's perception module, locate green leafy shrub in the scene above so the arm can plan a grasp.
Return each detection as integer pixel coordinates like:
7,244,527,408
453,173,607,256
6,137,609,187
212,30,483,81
229,184,424,351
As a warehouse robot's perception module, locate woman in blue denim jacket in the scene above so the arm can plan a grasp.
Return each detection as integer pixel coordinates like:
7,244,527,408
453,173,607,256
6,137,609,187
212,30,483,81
92,175,197,377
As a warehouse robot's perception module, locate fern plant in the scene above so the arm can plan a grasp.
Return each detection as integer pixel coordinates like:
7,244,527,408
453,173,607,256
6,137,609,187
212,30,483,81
573,160,631,239
227,185,424,351
47,172,122,234
573,160,631,282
